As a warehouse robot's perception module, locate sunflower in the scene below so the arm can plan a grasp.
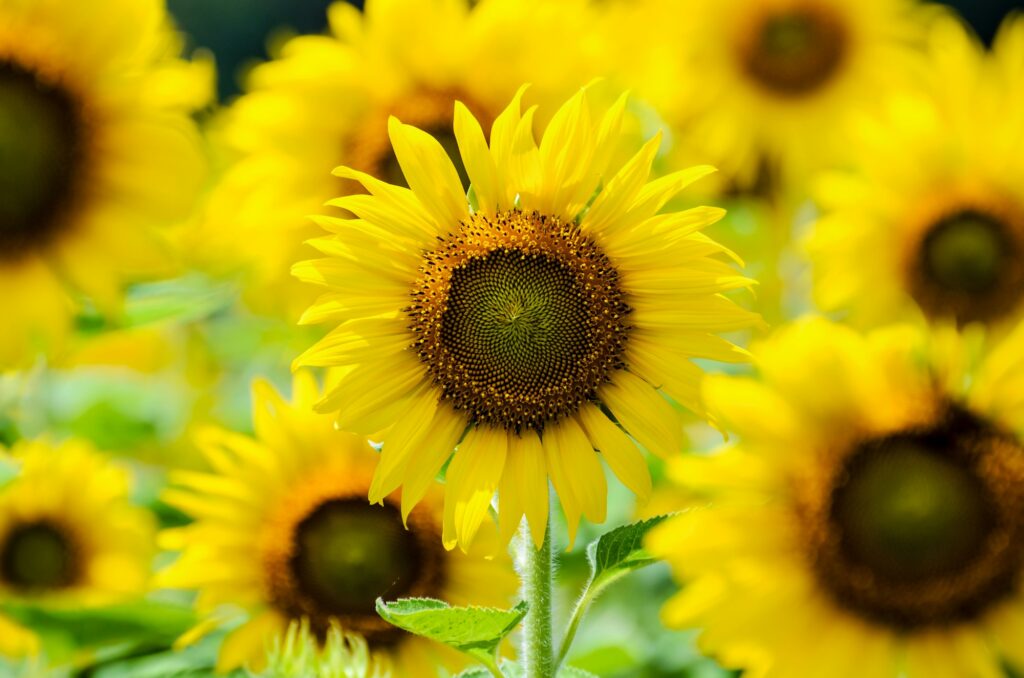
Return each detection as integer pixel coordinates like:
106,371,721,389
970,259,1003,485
810,13,1024,329
648,318,1024,678
0,438,156,657
293,85,758,551
158,373,516,675
0,0,210,367
611,0,927,192
201,0,600,320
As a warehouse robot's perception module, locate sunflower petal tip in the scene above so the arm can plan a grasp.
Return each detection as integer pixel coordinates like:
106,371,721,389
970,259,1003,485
312,396,336,414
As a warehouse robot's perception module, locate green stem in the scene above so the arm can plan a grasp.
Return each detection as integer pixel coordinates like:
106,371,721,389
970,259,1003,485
554,585,596,671
480,654,505,678
517,514,555,678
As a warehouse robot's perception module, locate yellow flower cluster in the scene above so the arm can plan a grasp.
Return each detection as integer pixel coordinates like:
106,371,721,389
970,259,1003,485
2,0,1024,676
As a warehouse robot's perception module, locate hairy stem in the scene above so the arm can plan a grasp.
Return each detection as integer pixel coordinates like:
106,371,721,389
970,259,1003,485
554,585,595,671
517,514,555,678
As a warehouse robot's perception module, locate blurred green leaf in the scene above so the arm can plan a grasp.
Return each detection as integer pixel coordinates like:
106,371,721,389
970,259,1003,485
0,417,19,447
72,400,159,451
566,645,637,676
3,599,196,657
85,631,241,678
76,274,235,334
124,275,235,328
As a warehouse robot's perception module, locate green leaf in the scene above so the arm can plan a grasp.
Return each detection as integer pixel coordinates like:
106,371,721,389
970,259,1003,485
376,598,527,669
555,515,674,670
586,514,671,588
86,631,240,678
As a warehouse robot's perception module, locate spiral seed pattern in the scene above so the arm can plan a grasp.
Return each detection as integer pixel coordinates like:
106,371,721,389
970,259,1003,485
407,211,631,432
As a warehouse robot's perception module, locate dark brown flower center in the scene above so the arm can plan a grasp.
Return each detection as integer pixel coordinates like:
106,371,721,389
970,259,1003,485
0,60,83,261
291,500,420,617
810,407,1024,629
909,209,1024,325
270,497,445,644
0,520,79,592
407,211,631,432
739,5,847,97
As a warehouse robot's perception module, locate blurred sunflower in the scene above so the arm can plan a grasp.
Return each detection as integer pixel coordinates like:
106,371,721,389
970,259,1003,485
0,0,210,367
649,318,1024,678
811,13,1024,328
0,439,156,657
293,86,757,551
618,0,926,192
159,373,515,675
201,0,600,320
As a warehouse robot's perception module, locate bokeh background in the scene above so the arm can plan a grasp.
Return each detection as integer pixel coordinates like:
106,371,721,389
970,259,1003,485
2,1,1023,676
167,0,1020,101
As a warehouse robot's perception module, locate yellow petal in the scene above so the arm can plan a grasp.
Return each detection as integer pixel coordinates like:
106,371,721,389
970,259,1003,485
293,317,408,370
551,416,607,525
599,371,683,458
582,132,661,239
400,403,467,521
577,403,651,502
319,351,427,432
216,611,286,673
628,165,717,222
454,101,499,214
387,116,468,229
442,426,507,551
498,431,549,547
369,385,439,503
0,613,39,657
331,166,440,239
542,427,580,546
490,84,529,203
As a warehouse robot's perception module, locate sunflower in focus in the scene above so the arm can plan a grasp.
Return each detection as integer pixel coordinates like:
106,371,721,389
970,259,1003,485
649,318,1024,677
618,0,926,192
0,0,210,367
811,13,1024,329
202,0,599,320
0,439,156,657
159,373,515,675
293,86,758,551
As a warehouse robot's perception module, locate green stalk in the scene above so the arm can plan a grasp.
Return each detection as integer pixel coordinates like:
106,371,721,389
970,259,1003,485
554,585,596,671
517,514,555,678
480,654,505,678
